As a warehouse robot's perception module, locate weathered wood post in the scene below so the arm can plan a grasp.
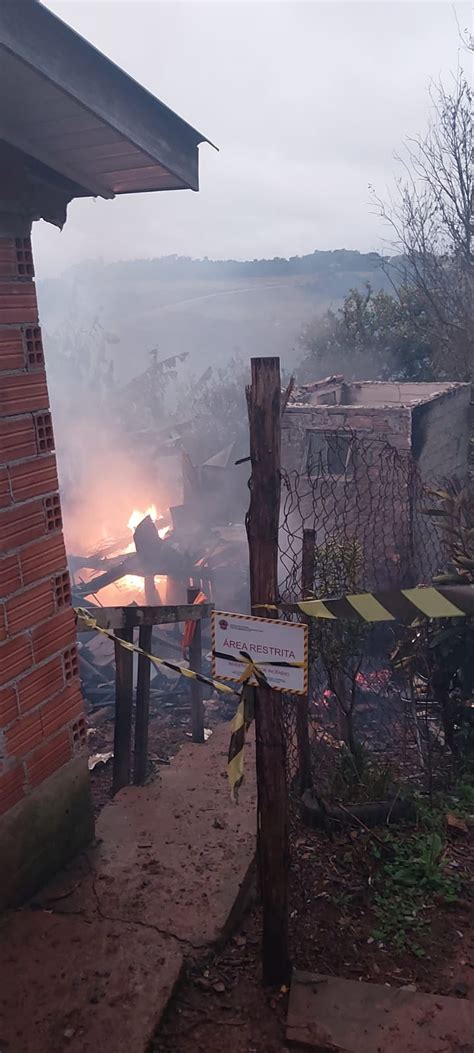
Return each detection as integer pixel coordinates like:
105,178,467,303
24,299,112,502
297,528,314,793
113,627,134,793
247,356,291,985
133,623,152,785
187,586,205,743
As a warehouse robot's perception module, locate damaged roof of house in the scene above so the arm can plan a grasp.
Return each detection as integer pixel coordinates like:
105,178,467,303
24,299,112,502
0,0,213,200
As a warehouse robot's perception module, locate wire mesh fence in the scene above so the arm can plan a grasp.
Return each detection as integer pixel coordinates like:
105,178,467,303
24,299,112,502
279,432,441,599
277,432,467,806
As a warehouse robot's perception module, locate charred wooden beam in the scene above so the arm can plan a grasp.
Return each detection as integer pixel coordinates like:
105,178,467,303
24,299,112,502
74,552,142,597
187,586,204,743
113,627,134,794
133,624,152,785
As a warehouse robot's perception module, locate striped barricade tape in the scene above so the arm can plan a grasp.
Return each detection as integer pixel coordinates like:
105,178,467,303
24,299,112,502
257,585,474,623
219,649,304,800
75,608,236,696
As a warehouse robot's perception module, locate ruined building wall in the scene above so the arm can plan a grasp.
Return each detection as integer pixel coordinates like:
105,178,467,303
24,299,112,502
411,386,470,485
280,404,414,594
0,233,93,909
282,403,412,470
409,385,470,579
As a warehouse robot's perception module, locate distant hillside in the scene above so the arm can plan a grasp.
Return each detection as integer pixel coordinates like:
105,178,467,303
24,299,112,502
37,249,392,384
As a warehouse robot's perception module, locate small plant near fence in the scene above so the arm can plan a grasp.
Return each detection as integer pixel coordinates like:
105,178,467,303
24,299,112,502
393,481,474,772
311,536,368,761
371,828,461,956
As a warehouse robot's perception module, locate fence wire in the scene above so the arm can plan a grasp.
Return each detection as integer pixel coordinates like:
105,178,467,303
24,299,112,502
279,431,440,599
277,432,457,802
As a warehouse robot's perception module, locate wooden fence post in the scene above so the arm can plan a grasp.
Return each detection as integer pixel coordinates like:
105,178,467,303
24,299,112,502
133,623,152,785
187,586,205,743
113,626,134,794
247,356,291,986
297,528,314,793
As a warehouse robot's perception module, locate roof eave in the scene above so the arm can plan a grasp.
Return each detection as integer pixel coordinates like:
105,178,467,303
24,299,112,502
0,0,212,196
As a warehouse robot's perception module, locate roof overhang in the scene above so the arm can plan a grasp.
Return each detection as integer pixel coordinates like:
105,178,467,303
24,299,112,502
0,0,213,201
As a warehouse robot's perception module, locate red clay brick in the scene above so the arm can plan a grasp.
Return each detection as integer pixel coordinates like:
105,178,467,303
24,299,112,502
0,373,48,416
0,239,33,281
17,656,64,715
0,500,46,555
24,327,44,370
8,453,58,502
0,283,38,325
6,579,56,635
6,709,43,758
0,633,34,683
26,730,71,788
31,607,76,664
0,602,6,642
0,684,18,728
0,467,11,509
19,533,67,586
0,764,25,816
41,683,84,737
0,327,24,370
0,554,22,597
0,242,18,279
0,415,37,463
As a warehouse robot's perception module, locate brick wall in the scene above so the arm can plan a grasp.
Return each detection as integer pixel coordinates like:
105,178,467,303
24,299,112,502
282,403,412,473
0,235,87,822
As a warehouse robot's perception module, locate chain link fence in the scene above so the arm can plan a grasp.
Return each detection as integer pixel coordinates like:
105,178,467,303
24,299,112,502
277,432,458,806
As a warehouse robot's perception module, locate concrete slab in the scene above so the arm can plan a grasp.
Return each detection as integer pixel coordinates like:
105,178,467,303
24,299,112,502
286,971,474,1053
91,722,257,947
0,911,182,1053
0,722,257,1052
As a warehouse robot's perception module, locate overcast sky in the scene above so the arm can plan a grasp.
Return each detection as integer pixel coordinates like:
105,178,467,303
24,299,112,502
35,0,470,276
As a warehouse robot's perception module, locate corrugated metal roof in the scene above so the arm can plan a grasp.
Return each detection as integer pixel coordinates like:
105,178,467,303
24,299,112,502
0,0,213,198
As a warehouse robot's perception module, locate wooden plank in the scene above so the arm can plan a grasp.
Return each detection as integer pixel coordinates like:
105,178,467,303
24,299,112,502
297,529,314,793
286,971,474,1052
247,356,290,986
187,587,204,743
133,624,152,786
76,603,214,632
112,627,134,794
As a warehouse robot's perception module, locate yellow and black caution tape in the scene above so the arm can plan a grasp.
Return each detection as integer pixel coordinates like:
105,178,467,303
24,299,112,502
227,683,256,802
256,585,474,623
75,608,236,696
218,648,304,800
212,648,305,686
76,610,276,798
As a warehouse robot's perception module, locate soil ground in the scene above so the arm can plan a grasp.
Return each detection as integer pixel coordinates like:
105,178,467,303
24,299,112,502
154,809,474,1053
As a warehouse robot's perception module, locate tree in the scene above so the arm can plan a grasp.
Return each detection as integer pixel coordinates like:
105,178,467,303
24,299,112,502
299,70,472,385
299,284,434,382
175,357,249,462
376,71,473,381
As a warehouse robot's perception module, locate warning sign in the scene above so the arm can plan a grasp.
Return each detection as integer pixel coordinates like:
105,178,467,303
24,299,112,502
211,611,308,695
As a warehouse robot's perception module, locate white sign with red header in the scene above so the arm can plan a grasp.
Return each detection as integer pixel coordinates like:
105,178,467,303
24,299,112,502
211,611,308,695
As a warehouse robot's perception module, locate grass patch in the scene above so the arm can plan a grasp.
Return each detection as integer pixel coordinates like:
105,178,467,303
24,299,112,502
370,810,463,956
329,745,395,804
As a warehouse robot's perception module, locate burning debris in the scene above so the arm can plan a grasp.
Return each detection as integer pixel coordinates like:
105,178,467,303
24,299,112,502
69,439,249,763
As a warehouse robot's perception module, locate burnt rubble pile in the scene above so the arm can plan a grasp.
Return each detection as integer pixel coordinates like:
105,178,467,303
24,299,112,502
69,440,249,740
71,512,246,728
